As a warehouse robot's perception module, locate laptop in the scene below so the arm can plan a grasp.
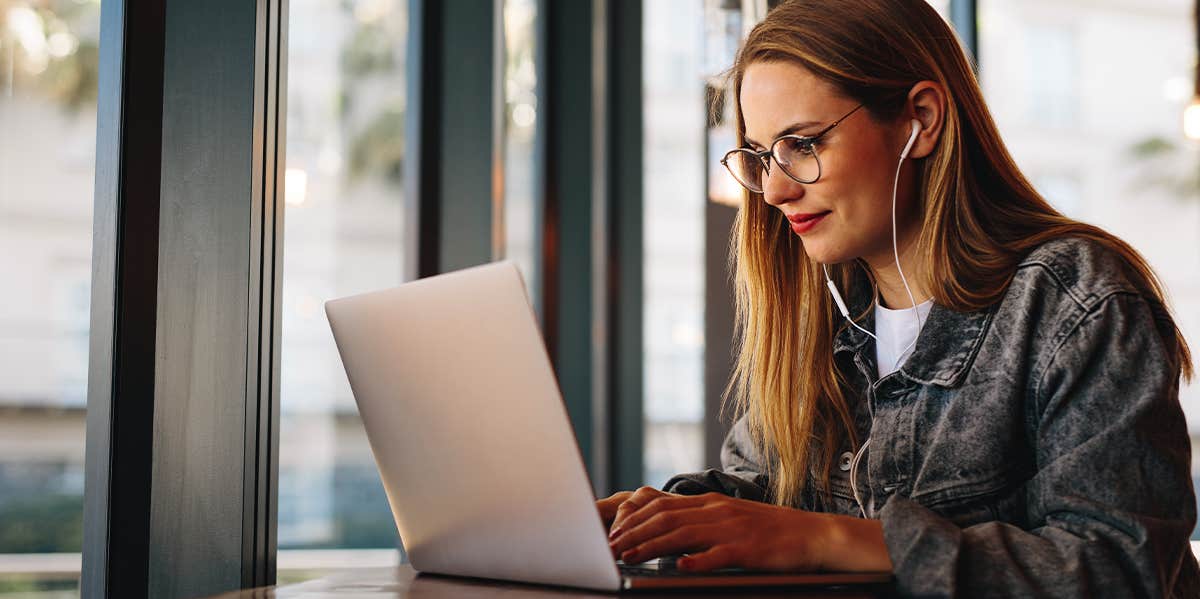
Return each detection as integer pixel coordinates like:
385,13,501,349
324,260,893,592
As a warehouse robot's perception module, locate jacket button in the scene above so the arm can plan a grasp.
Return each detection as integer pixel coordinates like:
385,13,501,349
839,451,853,471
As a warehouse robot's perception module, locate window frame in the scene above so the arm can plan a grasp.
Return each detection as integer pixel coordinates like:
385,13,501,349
83,0,285,595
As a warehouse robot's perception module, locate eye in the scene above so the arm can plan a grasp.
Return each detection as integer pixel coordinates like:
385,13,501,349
775,137,817,161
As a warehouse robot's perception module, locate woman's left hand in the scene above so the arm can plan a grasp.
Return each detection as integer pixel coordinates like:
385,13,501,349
607,486,892,573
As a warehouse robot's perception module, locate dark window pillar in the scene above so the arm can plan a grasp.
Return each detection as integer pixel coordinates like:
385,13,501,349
82,0,286,597
607,0,645,493
540,0,643,495
405,0,499,278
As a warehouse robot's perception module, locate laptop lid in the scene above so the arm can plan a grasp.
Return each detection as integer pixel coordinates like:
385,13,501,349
325,261,622,591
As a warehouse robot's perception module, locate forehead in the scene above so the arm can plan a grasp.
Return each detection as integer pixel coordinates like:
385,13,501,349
739,61,843,142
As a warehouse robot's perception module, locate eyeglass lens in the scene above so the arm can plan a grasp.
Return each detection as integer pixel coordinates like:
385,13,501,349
724,138,820,193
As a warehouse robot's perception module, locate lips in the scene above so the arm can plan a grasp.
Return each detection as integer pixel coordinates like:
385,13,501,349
786,211,831,224
786,210,831,235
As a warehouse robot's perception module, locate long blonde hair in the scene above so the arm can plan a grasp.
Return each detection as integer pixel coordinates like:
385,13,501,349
726,0,1194,507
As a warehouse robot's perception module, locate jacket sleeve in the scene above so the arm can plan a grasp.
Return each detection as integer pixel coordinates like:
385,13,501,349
879,292,1200,598
661,413,772,503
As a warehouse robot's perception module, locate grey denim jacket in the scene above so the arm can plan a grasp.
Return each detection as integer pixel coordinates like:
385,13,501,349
664,237,1200,598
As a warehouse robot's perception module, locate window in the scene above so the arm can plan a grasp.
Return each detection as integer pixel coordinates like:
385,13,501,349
503,0,540,311
279,0,407,577
1030,172,1083,218
0,0,100,592
1025,23,1078,129
643,0,707,486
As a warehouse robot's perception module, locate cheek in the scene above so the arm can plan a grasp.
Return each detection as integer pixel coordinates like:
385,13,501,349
827,175,893,236
821,170,901,256
822,144,894,204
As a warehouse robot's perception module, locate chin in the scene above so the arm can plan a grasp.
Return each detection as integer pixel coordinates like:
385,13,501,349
799,237,855,266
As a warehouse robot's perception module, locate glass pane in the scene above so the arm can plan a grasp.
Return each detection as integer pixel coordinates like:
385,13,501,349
926,0,951,19
643,0,707,487
503,0,540,314
0,0,100,593
977,0,1200,536
280,0,406,575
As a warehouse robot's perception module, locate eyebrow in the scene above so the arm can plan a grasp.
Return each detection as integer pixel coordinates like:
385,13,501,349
744,121,823,148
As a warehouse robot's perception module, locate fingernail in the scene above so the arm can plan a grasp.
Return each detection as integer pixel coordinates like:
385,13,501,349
621,548,638,562
608,526,622,539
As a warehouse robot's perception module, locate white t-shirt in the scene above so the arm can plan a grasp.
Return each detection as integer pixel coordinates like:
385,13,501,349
874,299,934,378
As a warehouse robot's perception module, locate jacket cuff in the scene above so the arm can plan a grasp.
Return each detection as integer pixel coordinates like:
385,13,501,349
661,468,768,503
879,494,962,598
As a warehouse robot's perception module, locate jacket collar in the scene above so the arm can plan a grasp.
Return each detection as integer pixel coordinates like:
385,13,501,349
831,277,996,388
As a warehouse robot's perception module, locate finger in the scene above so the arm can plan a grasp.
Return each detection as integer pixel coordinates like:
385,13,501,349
596,501,615,527
597,493,630,527
600,496,628,530
612,493,707,539
610,487,668,531
609,505,711,557
611,489,682,533
677,544,740,572
617,523,722,565
597,495,620,516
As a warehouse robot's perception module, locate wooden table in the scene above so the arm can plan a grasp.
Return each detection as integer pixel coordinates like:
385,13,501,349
208,565,892,598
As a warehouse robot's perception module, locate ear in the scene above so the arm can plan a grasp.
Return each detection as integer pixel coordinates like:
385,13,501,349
904,81,947,160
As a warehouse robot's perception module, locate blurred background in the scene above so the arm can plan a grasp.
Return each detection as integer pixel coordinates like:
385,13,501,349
2,0,1199,593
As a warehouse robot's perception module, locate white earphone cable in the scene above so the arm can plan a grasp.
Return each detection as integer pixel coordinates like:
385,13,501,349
849,437,871,518
891,133,924,358
829,120,925,519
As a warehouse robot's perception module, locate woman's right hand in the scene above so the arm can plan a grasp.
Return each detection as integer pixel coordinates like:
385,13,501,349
596,490,635,530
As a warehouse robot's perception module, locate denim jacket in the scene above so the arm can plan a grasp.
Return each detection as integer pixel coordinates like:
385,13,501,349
664,237,1200,598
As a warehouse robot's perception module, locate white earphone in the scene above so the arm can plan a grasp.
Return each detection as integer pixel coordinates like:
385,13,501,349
824,117,923,518
900,119,920,159
822,118,922,341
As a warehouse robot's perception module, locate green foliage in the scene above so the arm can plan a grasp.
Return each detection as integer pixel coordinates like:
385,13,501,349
1127,136,1176,159
347,104,405,184
340,21,397,81
0,578,78,594
0,494,83,554
1126,135,1200,200
336,2,406,188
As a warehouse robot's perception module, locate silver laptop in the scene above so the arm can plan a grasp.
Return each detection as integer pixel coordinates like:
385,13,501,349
325,260,892,592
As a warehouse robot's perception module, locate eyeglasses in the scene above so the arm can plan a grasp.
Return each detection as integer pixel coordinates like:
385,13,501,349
720,104,864,193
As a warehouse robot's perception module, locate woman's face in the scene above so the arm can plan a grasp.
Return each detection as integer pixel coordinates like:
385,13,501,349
739,61,919,268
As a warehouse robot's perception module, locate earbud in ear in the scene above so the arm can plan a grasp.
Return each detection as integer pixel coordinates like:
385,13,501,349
900,119,921,159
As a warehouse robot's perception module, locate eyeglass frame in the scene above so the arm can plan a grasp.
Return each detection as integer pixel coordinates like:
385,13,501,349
720,103,865,192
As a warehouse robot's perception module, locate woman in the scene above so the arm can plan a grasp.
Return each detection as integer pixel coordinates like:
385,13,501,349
599,1,1199,596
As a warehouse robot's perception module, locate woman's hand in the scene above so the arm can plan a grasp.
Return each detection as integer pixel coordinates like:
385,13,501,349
606,486,893,573
596,490,635,529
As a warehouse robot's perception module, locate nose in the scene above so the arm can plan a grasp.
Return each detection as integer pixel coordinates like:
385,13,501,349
760,162,805,207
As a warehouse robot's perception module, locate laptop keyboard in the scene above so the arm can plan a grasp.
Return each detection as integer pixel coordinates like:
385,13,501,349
619,557,701,577
619,556,760,579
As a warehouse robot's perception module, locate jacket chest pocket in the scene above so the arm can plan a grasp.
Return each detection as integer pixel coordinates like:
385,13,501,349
904,386,1031,526
907,467,1026,527
902,429,1027,528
